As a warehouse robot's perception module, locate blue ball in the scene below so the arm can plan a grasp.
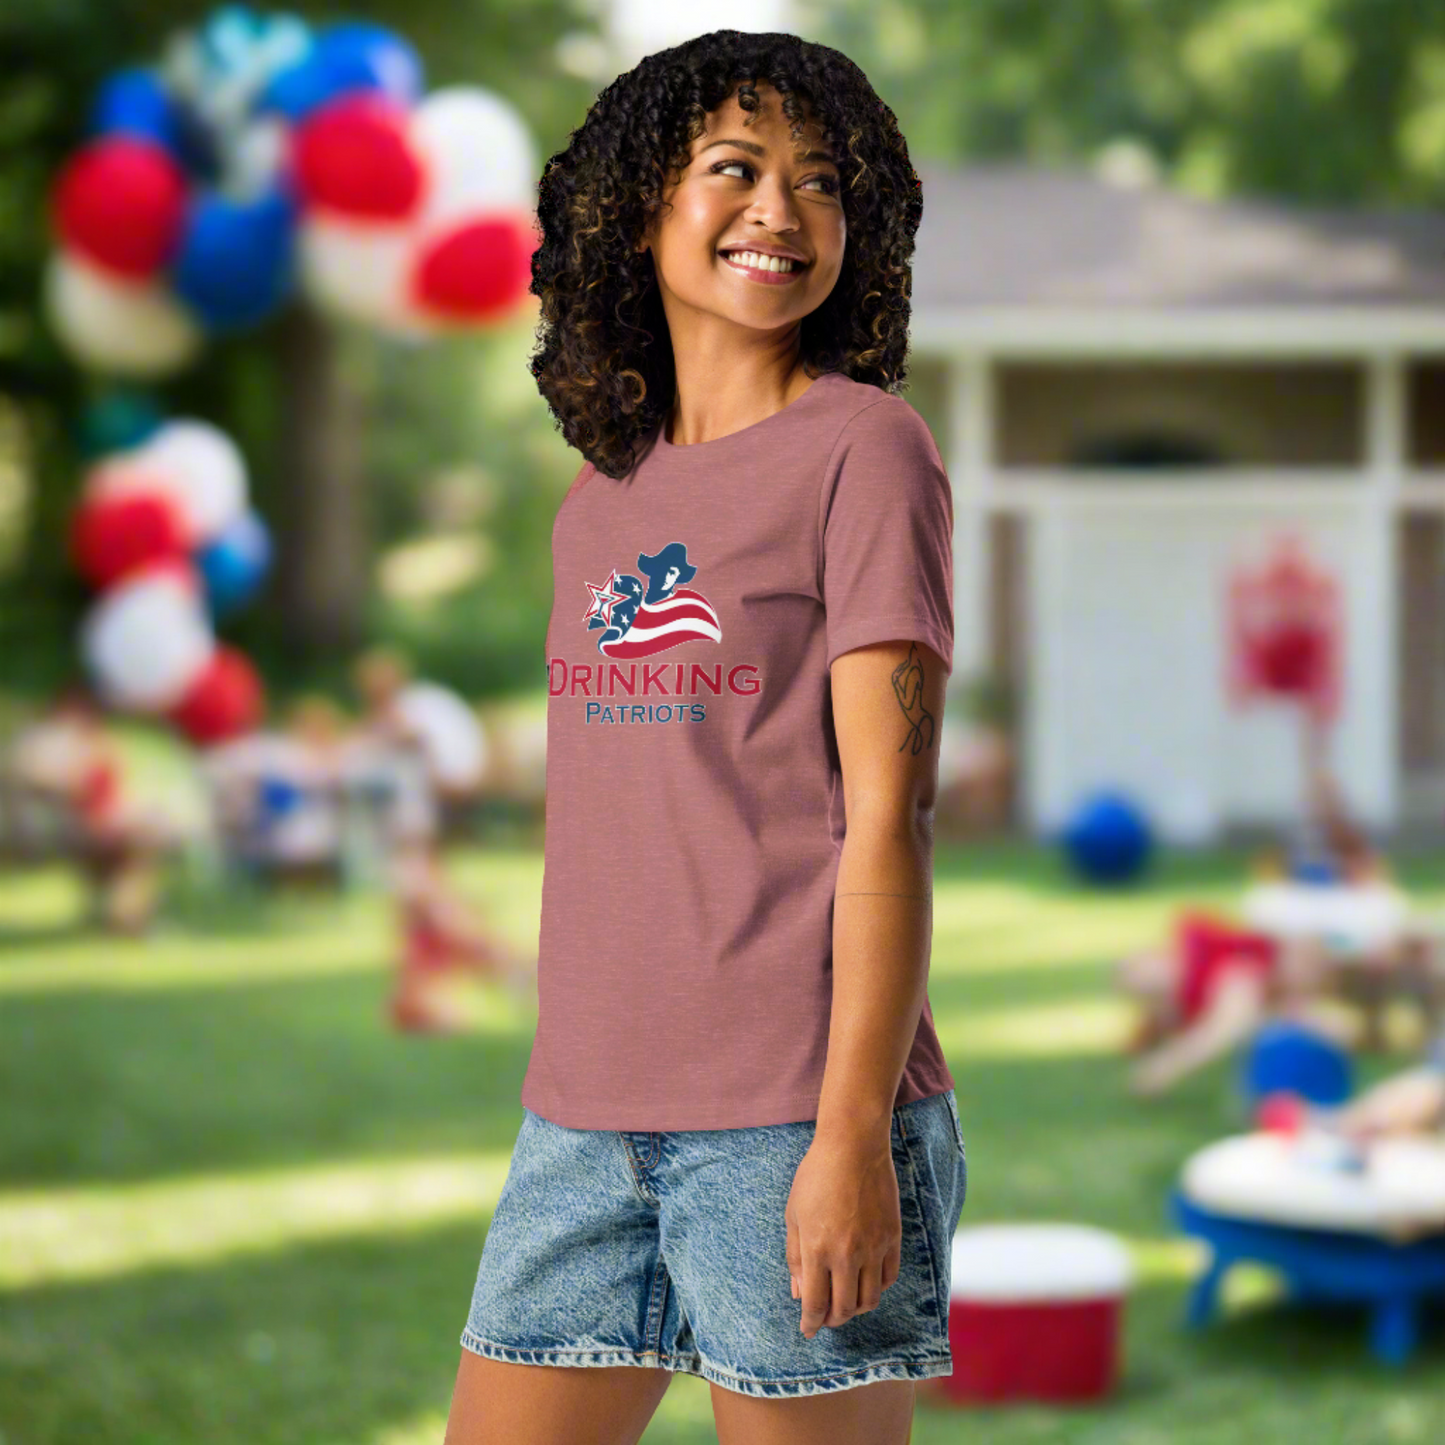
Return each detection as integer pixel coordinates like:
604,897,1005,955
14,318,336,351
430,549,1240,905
1243,1021,1354,1109
171,188,296,331
91,69,183,155
199,510,272,617
1062,790,1154,885
260,20,423,122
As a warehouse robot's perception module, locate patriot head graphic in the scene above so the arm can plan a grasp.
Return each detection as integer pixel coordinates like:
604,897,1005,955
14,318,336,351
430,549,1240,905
583,541,722,657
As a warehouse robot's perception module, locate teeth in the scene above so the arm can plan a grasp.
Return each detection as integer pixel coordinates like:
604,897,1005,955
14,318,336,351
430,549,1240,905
724,250,798,272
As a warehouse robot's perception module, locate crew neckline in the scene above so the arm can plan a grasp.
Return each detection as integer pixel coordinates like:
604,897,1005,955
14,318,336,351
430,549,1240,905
654,371,845,453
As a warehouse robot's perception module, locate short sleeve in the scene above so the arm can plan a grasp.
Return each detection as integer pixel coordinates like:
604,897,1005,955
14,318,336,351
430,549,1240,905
820,398,955,676
546,460,595,661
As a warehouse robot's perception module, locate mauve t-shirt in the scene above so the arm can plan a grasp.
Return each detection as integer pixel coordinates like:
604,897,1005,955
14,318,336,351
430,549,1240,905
521,369,956,1130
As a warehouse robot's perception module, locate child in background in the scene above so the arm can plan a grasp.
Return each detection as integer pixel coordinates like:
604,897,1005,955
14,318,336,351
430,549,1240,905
349,648,535,1031
1119,915,1340,1096
7,688,177,933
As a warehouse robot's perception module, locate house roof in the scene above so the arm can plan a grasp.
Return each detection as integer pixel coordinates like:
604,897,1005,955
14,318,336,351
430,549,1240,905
913,163,1445,310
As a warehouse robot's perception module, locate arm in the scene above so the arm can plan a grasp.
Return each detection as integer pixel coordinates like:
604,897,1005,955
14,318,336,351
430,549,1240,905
788,638,948,1340
816,638,946,1142
1129,968,1267,1096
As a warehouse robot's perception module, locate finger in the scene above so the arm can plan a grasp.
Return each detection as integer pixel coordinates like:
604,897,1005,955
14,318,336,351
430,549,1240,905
799,1257,830,1338
786,1214,802,1302
881,1240,901,1291
825,1265,862,1328
785,1213,801,1281
858,1261,883,1314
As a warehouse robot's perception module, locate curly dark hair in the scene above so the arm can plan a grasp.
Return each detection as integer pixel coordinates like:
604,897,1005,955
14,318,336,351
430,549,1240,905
529,29,924,479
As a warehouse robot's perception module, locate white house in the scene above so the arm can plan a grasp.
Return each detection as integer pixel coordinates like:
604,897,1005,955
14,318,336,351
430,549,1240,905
906,162,1445,843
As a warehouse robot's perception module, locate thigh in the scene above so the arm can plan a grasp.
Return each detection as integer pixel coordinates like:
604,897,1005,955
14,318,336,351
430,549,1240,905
710,1377,915,1445
657,1090,968,1403
444,1348,674,1445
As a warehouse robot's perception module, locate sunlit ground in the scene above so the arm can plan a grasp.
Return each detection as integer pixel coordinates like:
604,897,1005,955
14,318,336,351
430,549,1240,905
3,837,1445,1444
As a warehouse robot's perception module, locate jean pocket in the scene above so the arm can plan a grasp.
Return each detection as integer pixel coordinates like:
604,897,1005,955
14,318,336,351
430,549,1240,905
942,1090,966,1162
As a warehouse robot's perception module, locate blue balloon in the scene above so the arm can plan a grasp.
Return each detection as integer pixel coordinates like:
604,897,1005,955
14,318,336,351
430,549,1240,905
1061,790,1154,886
260,20,424,121
199,510,272,617
171,188,296,331
91,69,183,155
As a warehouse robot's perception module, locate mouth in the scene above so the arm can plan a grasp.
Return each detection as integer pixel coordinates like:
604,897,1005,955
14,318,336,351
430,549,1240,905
718,249,810,283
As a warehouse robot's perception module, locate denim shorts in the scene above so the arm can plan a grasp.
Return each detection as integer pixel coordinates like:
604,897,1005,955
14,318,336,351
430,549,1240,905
460,1088,968,1398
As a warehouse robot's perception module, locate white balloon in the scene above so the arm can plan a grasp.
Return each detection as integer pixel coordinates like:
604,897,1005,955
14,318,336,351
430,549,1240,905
127,420,248,544
395,682,488,792
409,86,537,231
82,566,215,713
298,217,434,339
45,252,203,378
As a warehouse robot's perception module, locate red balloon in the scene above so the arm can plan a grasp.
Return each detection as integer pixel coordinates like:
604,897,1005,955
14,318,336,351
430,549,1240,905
292,95,425,221
52,137,188,279
168,647,264,746
410,213,535,322
70,489,187,590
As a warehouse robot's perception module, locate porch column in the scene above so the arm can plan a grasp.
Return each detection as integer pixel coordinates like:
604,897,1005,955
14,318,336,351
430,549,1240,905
1360,352,1408,825
946,352,993,685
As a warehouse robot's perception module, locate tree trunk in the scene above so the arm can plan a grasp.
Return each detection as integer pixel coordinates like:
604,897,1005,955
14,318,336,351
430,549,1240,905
274,306,368,654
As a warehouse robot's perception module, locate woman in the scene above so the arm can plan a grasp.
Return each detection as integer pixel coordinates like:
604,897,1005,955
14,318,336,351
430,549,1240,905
445,32,966,1445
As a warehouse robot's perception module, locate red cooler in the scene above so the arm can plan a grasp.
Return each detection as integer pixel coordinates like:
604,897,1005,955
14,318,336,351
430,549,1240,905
938,1224,1133,1404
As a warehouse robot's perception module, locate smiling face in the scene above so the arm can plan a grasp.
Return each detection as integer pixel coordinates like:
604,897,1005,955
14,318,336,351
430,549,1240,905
638,82,845,333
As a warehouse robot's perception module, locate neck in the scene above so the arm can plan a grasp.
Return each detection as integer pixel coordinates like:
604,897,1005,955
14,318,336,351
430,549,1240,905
665,343,813,446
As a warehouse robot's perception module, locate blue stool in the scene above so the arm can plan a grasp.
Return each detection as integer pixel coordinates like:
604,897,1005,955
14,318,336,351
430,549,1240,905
1172,1191,1445,1364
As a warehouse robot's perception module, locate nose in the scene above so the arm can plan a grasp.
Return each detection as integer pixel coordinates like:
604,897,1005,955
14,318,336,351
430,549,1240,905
743,170,801,234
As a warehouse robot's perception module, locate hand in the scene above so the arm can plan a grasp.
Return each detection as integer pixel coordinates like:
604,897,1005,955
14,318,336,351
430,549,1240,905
785,1126,902,1339
1335,1069,1445,1142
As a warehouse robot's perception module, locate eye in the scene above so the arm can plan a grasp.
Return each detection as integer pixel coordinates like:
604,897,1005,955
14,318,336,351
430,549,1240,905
707,159,840,194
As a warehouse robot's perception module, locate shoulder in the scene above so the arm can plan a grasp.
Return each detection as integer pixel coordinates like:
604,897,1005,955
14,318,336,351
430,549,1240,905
823,378,942,466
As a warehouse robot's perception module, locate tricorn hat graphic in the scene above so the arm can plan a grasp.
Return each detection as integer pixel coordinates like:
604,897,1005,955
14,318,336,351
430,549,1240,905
637,542,697,601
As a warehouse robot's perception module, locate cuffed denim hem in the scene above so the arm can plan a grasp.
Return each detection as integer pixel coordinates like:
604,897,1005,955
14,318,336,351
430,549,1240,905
460,1328,953,1398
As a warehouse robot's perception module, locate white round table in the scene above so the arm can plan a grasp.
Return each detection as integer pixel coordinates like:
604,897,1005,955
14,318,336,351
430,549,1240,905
1182,1131,1445,1240
1242,881,1409,952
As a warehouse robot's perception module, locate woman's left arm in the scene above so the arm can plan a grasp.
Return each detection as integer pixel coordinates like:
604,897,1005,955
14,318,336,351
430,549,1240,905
819,636,947,1138
786,636,948,1338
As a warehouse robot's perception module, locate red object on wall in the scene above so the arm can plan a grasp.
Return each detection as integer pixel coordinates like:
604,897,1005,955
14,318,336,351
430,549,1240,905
70,490,187,590
168,646,263,745
52,137,188,279
292,95,425,221
942,1297,1122,1403
411,213,535,322
1227,536,1342,722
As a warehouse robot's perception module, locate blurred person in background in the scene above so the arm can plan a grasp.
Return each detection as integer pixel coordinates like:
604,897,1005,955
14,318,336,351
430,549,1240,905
4,687,178,933
1122,721,1441,1093
1121,919,1343,1096
350,647,533,1031
1335,1026,1445,1139
200,694,348,886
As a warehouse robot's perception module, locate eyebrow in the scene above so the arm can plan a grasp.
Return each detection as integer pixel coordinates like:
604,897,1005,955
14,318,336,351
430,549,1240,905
698,137,839,167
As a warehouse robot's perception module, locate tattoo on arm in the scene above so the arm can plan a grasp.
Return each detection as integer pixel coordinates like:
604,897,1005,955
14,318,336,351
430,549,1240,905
891,643,936,756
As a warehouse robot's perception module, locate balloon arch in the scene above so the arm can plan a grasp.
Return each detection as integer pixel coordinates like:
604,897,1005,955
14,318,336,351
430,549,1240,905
46,6,540,745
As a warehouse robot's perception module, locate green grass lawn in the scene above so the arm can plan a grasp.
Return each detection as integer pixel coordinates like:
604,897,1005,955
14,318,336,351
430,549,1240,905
2,840,1444,1445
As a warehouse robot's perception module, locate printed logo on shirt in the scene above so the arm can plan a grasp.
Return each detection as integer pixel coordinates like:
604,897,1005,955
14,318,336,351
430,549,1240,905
584,541,720,657
547,540,760,725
